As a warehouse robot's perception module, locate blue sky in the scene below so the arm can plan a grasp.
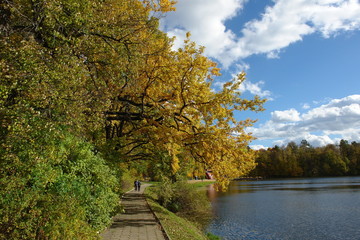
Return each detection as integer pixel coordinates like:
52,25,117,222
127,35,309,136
160,0,360,149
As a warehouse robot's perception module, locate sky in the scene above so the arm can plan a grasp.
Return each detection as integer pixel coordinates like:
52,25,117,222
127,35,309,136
159,0,360,149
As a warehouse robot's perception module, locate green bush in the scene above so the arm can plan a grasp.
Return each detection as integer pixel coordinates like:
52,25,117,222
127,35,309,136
120,168,139,192
146,187,209,240
0,127,119,239
154,179,178,211
154,180,212,227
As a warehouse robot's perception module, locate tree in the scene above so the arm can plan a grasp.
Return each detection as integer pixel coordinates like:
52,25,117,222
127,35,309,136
284,142,303,176
1,1,264,237
251,149,273,177
320,144,347,176
1,0,176,238
252,139,360,178
349,141,360,175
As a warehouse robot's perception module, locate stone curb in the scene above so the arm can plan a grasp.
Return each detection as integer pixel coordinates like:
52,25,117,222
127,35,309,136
144,195,172,240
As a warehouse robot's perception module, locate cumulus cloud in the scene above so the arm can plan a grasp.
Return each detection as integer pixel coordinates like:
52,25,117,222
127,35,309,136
248,95,360,147
301,95,360,132
271,109,301,122
161,0,245,67
161,0,360,67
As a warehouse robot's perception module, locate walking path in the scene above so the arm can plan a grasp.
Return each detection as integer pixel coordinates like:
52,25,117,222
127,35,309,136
100,183,166,240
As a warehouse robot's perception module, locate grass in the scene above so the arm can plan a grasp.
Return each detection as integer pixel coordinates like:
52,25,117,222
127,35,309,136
145,185,208,240
144,181,160,185
189,180,216,188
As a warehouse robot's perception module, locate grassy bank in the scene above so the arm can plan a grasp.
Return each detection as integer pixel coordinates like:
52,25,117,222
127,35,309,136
145,181,219,240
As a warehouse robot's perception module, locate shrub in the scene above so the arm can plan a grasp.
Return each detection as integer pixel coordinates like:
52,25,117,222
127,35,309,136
0,127,119,239
154,180,212,227
120,168,139,192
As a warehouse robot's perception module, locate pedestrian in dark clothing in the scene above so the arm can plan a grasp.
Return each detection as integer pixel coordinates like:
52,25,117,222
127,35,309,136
137,180,141,191
134,180,138,191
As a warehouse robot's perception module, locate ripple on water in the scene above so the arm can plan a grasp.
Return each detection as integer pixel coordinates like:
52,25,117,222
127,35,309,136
207,177,360,240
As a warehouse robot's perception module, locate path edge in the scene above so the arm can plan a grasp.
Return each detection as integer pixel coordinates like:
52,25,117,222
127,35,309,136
144,186,172,240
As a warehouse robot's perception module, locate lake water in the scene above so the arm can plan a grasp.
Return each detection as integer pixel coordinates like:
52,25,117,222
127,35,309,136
206,177,360,240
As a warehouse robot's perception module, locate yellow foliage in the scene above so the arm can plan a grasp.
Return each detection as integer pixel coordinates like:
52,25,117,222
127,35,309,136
1,0,266,190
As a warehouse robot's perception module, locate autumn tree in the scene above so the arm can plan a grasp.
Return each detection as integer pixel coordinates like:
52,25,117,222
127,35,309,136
349,141,360,175
320,144,348,176
1,0,264,237
0,0,264,187
1,0,177,238
252,139,360,178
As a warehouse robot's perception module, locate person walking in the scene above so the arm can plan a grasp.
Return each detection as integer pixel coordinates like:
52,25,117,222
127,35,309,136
134,180,138,191
137,180,141,192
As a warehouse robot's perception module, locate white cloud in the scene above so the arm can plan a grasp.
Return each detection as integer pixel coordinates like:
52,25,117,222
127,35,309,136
249,145,268,150
324,94,360,108
161,0,360,67
238,80,272,99
161,0,246,67
238,1,315,58
248,95,360,147
214,79,272,99
335,128,360,142
273,134,335,147
235,62,250,72
230,64,272,99
213,66,272,98
302,103,311,109
309,0,360,37
271,109,301,122
301,96,360,132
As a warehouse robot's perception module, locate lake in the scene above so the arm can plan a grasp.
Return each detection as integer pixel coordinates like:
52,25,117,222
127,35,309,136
206,177,360,240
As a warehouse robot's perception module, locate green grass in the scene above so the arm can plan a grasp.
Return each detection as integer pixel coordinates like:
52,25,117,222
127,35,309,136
190,180,216,188
144,181,160,185
145,185,208,240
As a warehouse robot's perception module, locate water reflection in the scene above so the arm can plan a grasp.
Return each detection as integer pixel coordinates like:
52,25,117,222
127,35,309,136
207,177,360,240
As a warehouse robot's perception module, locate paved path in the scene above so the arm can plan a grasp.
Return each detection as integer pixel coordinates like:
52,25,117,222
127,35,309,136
100,183,166,240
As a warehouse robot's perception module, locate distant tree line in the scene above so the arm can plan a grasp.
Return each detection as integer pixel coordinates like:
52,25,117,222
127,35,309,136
251,140,360,178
